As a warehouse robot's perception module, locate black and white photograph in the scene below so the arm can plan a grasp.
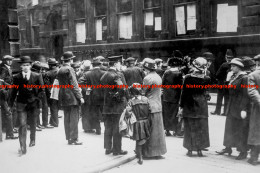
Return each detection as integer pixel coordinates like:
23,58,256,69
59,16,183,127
0,0,260,173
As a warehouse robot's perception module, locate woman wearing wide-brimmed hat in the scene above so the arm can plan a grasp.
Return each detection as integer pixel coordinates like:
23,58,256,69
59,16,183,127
180,57,211,157
216,58,250,160
142,58,167,159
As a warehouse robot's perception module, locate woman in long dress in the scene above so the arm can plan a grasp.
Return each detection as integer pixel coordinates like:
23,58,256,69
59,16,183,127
142,58,167,159
180,57,210,157
216,58,250,160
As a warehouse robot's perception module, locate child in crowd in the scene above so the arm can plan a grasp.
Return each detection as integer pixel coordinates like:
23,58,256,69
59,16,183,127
125,83,151,164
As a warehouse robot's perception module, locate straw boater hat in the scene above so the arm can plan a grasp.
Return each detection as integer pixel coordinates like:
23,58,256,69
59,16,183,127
3,55,14,61
143,58,156,71
230,58,244,68
192,57,207,71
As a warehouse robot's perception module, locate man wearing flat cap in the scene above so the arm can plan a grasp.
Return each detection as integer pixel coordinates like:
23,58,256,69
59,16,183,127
9,56,45,155
57,51,84,145
78,57,105,135
123,57,145,86
0,55,18,140
100,55,128,156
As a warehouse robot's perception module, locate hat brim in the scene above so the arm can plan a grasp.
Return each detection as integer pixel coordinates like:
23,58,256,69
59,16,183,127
18,60,32,64
143,64,156,71
230,62,244,68
60,56,75,61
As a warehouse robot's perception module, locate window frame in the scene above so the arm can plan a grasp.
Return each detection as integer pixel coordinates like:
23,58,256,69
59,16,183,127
117,0,133,41
143,0,162,40
173,1,197,37
94,0,108,43
73,0,86,45
210,0,239,36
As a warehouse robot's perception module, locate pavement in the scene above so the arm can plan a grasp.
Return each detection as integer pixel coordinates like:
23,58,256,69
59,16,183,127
0,95,257,173
0,110,136,173
106,105,260,173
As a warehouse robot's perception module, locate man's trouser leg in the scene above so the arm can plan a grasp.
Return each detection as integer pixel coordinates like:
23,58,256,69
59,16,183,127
104,115,113,150
63,106,79,141
1,101,13,137
112,114,122,153
49,99,59,127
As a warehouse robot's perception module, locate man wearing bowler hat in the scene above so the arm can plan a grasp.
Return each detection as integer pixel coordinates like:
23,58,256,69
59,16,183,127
57,51,84,145
45,58,60,127
78,57,105,134
9,56,45,155
0,55,18,140
100,55,128,155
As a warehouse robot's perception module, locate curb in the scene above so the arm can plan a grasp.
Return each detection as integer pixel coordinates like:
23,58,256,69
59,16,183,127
86,155,136,173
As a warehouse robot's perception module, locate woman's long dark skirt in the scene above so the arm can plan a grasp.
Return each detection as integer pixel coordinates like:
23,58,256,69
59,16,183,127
183,118,210,151
162,101,179,131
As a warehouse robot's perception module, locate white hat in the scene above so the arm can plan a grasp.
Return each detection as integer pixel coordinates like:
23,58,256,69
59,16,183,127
230,58,244,68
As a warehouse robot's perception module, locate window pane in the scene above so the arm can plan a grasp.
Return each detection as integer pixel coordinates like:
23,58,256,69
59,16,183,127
96,0,107,16
75,0,85,19
118,0,132,12
187,4,196,30
119,14,132,40
96,17,107,41
217,4,238,32
175,6,186,35
76,22,86,43
144,0,161,8
144,9,161,38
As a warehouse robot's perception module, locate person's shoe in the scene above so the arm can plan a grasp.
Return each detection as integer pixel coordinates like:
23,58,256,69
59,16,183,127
44,124,54,129
247,158,259,165
202,148,209,151
68,140,83,145
96,129,101,135
113,150,128,156
155,156,165,160
138,160,143,165
6,135,18,140
176,131,184,138
13,128,18,133
38,125,45,129
236,152,248,160
186,150,192,157
19,146,27,155
211,111,220,115
165,131,172,136
29,140,35,147
36,127,42,131
105,149,112,155
216,148,232,155
197,150,203,157
221,113,226,116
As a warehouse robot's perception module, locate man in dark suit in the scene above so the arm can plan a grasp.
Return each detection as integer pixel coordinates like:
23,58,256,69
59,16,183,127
9,56,44,155
122,57,145,86
57,51,84,145
45,58,59,127
101,55,128,156
211,49,233,115
0,55,18,140
78,57,105,135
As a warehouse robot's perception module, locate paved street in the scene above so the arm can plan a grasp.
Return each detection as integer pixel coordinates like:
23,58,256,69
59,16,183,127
106,105,260,173
0,103,259,173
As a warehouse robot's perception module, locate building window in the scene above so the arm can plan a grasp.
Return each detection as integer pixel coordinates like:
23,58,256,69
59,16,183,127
117,0,133,40
95,0,107,41
216,3,238,32
76,22,86,43
74,0,85,19
174,3,196,36
144,0,162,39
74,0,86,43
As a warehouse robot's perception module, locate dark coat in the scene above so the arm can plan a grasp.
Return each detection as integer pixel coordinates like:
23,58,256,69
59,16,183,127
180,74,210,118
225,72,249,119
57,64,83,107
216,62,230,82
0,64,13,85
100,68,127,115
9,72,44,107
122,66,145,86
43,68,59,98
78,67,105,105
162,68,183,103
248,68,260,145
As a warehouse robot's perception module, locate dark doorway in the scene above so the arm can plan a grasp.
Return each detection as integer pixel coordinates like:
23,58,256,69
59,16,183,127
53,35,63,61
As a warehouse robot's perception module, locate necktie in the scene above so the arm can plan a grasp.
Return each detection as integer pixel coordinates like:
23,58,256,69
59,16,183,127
24,74,27,80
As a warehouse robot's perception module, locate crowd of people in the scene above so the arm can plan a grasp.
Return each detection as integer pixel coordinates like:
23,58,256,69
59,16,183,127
0,49,260,166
